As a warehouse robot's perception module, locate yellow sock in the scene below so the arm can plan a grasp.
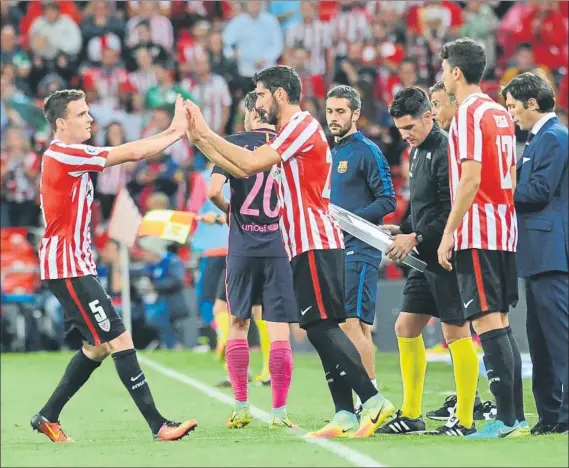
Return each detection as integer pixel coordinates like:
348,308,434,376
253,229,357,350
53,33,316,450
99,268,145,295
254,317,270,377
215,310,230,360
398,335,427,419
448,337,479,428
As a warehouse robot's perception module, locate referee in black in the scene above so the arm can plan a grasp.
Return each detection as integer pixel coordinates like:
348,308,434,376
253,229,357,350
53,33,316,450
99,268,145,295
378,87,479,436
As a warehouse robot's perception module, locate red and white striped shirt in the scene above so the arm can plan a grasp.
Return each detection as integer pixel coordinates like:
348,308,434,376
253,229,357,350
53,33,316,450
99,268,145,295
328,8,370,57
285,19,331,75
270,112,344,260
39,140,111,280
186,74,232,133
448,93,517,252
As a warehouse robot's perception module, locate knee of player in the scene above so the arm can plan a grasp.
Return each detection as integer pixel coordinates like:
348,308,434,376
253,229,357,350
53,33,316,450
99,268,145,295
83,342,111,361
340,318,361,335
394,313,422,338
471,313,504,336
441,322,471,344
107,330,135,353
230,316,249,332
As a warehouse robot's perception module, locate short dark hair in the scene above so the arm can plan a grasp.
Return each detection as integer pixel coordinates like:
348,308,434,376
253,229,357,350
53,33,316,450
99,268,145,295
429,81,456,102
501,71,556,113
389,86,431,119
244,91,257,112
326,85,361,111
43,89,86,131
440,38,486,85
252,66,302,105
136,19,151,29
44,2,60,11
516,42,533,53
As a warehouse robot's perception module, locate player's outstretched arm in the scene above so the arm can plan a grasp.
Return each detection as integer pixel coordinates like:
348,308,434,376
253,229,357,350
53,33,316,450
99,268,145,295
105,95,187,168
185,100,280,176
190,132,248,178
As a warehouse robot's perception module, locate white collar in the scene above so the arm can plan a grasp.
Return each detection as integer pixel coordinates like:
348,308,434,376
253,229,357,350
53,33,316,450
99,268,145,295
531,112,556,135
461,92,488,106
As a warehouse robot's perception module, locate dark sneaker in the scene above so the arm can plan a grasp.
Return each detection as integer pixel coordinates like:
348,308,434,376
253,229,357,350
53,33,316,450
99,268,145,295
376,410,426,434
428,416,476,437
426,394,458,421
531,421,556,435
31,413,73,443
473,400,497,421
552,423,568,435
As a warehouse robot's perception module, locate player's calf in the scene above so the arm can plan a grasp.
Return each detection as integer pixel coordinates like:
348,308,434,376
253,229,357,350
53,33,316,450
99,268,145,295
34,347,104,435
472,314,517,428
442,323,478,429
340,318,376,412
266,322,294,424
109,331,198,438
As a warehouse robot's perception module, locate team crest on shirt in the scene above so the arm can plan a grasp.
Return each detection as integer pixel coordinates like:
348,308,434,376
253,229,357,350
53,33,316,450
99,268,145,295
493,115,509,128
98,319,111,332
337,161,348,173
84,145,102,155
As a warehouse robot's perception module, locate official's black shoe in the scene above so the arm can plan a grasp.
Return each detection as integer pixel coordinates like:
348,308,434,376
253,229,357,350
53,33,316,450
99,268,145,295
426,394,493,421
376,410,426,435
426,394,459,421
552,423,568,434
531,421,557,435
427,416,476,437
473,400,497,421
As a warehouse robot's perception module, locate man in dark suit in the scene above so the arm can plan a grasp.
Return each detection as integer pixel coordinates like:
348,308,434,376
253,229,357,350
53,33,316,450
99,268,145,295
503,72,569,435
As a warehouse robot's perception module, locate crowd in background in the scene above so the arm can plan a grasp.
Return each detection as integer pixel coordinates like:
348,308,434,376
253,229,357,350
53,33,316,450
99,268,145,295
1,0,568,351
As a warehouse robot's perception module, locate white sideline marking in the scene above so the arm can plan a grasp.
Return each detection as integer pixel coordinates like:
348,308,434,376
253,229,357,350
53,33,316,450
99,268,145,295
139,356,385,468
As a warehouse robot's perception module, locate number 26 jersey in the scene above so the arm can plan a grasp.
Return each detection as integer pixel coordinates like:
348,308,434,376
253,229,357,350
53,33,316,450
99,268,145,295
212,129,286,258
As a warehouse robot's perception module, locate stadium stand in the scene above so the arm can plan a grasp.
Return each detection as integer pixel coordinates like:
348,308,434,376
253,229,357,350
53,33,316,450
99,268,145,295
1,0,567,351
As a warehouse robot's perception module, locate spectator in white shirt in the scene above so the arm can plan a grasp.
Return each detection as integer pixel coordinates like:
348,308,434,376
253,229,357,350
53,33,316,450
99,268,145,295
29,3,82,60
285,1,332,76
222,1,284,79
126,0,174,52
129,47,159,96
187,53,232,136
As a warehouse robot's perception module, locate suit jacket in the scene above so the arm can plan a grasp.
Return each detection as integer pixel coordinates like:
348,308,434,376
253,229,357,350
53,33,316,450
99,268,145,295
515,116,569,278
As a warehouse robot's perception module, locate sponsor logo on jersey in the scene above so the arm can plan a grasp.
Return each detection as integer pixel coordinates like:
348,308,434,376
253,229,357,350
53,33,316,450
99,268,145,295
270,165,282,183
241,223,279,232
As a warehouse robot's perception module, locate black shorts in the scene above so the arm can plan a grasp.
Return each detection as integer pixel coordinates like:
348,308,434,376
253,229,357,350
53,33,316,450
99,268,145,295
215,264,228,302
455,249,518,316
46,275,125,346
290,249,346,329
402,265,465,324
197,256,226,303
225,256,297,323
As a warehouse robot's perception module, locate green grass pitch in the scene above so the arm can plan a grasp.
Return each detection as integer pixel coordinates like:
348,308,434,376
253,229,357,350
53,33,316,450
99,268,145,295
1,350,567,467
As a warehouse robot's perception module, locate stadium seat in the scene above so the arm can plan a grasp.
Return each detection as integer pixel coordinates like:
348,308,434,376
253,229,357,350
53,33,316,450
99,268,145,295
1,272,40,295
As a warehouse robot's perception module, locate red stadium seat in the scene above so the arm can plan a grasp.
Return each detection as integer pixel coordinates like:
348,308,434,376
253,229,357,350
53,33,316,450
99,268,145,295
1,273,40,295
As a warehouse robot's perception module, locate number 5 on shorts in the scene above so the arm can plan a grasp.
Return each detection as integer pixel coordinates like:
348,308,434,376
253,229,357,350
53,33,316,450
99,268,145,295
89,299,111,332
